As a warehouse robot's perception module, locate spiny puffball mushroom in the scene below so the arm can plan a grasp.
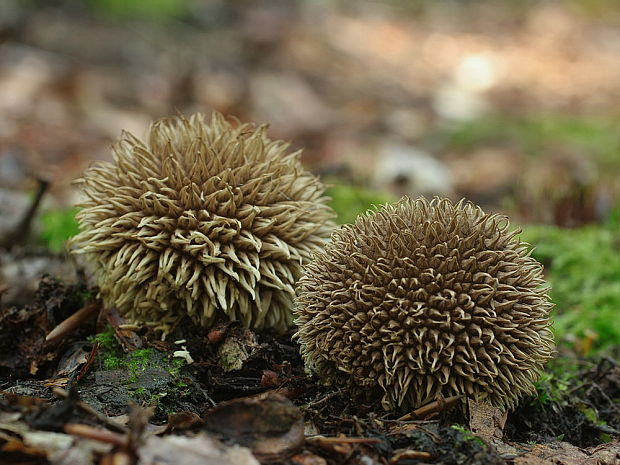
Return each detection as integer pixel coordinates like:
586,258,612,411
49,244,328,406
71,112,334,334
294,197,554,411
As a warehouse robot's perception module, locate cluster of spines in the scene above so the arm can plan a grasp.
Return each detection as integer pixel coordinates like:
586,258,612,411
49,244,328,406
73,113,334,333
295,197,554,410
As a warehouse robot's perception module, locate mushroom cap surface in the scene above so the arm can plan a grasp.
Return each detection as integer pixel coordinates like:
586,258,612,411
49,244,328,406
294,197,554,410
72,112,334,333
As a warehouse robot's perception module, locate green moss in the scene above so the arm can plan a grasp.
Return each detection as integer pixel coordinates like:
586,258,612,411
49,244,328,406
530,370,570,409
103,355,124,370
520,215,620,349
170,357,186,377
126,348,156,382
578,405,614,442
327,183,395,224
434,113,620,170
90,330,159,378
39,207,81,253
91,326,120,352
581,406,603,424
450,425,487,446
130,348,155,365
89,326,127,371
88,0,187,19
132,387,148,397
85,328,196,417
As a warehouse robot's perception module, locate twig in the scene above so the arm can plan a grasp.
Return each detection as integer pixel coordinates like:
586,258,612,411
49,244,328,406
389,420,444,439
397,395,463,421
188,377,216,407
64,423,126,446
76,341,99,383
46,303,101,342
566,382,589,396
389,449,434,463
306,435,383,445
587,384,620,415
0,177,49,249
304,390,341,409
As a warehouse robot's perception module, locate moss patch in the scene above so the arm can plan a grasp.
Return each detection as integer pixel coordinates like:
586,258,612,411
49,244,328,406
326,183,394,224
83,328,200,421
520,215,620,349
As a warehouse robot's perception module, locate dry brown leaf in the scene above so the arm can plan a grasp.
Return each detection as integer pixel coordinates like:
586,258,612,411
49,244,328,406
138,433,259,465
514,440,620,465
468,398,506,442
203,392,304,462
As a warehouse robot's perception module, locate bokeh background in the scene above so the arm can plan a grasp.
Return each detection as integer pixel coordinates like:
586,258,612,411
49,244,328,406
1,0,619,350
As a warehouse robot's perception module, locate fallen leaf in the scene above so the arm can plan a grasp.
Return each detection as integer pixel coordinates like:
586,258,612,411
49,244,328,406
203,392,304,462
468,398,506,442
138,432,259,465
514,440,620,465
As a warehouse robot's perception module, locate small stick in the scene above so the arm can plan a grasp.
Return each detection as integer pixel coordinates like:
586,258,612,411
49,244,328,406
389,450,434,463
306,436,383,445
303,390,341,409
64,423,126,446
46,303,101,342
397,395,463,422
76,341,99,382
188,377,216,407
0,177,49,249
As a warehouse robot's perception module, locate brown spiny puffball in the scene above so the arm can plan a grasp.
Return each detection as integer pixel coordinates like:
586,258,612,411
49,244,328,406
294,197,554,411
71,112,335,334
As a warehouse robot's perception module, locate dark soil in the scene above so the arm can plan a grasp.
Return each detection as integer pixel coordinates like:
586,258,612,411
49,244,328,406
505,356,620,448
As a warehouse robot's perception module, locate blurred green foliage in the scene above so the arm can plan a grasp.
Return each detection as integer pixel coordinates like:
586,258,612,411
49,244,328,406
569,0,620,18
436,114,620,169
326,183,395,224
87,0,187,19
520,212,620,349
39,207,80,253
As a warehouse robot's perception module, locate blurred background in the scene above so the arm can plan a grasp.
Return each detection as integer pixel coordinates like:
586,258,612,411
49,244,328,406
1,0,619,350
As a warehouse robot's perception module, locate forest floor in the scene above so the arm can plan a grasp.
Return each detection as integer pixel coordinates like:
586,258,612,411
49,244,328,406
0,272,619,465
1,1,620,464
